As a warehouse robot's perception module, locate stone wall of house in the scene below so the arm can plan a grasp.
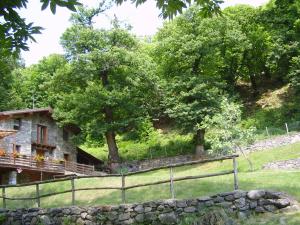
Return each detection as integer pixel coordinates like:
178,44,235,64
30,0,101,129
0,190,298,225
31,114,77,162
0,118,32,155
0,114,77,162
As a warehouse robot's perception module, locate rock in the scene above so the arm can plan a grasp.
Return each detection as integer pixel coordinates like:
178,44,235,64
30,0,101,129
224,195,235,201
255,206,265,213
264,205,277,212
271,199,291,208
233,190,246,199
135,214,144,223
39,216,51,225
247,190,265,200
80,212,88,219
30,217,37,225
76,218,85,225
234,198,246,209
144,212,157,221
197,196,211,202
184,207,196,213
118,213,130,221
158,212,177,224
134,205,144,213
249,201,257,209
123,218,135,224
157,205,165,211
144,207,152,213
213,196,225,203
176,200,187,208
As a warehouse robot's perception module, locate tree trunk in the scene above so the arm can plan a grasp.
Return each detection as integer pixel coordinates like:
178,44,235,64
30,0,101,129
105,130,120,163
249,73,258,96
100,70,120,165
195,129,205,159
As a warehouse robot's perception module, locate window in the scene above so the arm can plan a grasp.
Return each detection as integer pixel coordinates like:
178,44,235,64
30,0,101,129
15,145,21,153
13,119,21,130
12,144,21,153
63,129,69,141
64,153,69,161
37,125,48,144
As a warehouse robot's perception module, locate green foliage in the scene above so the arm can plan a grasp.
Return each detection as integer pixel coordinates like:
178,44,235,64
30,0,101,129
205,99,256,155
62,217,72,225
115,0,222,19
12,54,67,108
0,0,80,54
82,130,194,161
288,56,300,91
0,214,7,224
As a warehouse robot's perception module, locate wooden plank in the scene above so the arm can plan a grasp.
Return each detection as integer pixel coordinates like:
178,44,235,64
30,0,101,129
71,178,75,205
169,167,175,199
36,184,40,207
2,187,6,208
233,158,238,190
121,175,126,204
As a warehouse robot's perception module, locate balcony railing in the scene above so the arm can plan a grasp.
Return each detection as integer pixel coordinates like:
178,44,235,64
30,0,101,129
0,154,95,175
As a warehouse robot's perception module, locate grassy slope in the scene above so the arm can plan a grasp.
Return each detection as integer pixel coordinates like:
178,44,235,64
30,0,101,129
2,142,300,210
81,131,194,161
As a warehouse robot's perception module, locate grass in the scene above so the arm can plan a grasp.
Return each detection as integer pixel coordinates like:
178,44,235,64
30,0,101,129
2,142,300,209
239,212,300,225
81,130,194,161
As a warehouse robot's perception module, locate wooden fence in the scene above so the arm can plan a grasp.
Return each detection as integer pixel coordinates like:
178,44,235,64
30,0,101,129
0,154,239,209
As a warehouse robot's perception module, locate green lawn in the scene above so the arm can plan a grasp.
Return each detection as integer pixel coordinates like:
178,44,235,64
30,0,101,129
2,142,300,210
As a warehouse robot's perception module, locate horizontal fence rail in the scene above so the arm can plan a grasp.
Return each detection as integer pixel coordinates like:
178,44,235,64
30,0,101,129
0,154,239,209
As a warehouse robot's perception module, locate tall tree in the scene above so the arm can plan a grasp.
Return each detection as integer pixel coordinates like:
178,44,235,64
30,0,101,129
153,7,238,157
12,54,67,108
53,8,157,166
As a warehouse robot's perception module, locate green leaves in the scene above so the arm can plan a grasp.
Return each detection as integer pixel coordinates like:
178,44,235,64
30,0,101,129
40,0,81,13
0,0,81,55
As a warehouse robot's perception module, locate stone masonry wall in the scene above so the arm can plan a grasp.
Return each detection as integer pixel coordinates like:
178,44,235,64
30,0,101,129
0,114,77,162
0,190,298,225
121,155,194,172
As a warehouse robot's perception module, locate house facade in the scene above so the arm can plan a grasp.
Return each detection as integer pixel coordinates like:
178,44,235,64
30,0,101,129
0,108,102,184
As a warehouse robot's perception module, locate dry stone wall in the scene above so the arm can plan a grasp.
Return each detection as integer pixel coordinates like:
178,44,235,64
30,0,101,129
0,190,298,225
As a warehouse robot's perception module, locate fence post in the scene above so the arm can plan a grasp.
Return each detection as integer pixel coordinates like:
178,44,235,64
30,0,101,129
121,175,126,204
36,184,40,207
285,123,289,135
233,157,238,190
169,167,175,199
71,177,75,205
266,127,270,137
2,187,6,209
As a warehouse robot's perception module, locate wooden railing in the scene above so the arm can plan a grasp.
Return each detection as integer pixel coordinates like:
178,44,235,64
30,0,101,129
0,154,239,209
0,154,95,175
0,155,64,173
65,161,95,175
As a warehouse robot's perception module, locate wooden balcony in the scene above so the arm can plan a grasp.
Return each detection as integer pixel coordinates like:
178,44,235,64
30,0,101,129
0,154,96,175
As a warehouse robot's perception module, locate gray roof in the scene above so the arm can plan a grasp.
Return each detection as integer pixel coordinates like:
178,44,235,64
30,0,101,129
0,107,52,116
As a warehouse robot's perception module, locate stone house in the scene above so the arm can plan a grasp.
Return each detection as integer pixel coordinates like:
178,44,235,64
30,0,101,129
0,108,102,184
